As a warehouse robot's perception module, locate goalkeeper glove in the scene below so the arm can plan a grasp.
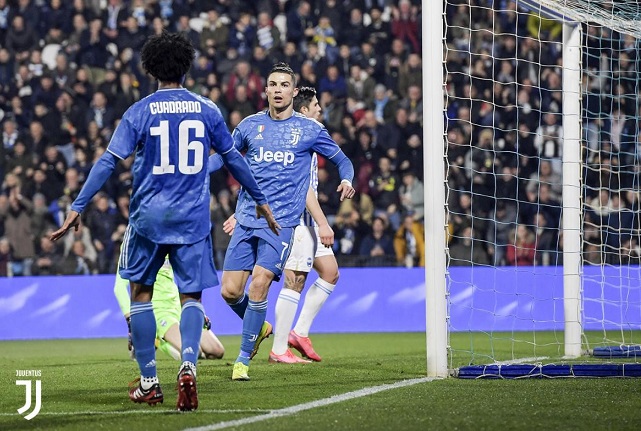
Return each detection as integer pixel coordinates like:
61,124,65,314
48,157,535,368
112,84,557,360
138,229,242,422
203,315,212,331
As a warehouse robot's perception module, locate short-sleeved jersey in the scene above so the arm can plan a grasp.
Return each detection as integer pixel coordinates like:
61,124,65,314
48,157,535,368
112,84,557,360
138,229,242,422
300,153,318,227
107,88,234,244
232,111,342,228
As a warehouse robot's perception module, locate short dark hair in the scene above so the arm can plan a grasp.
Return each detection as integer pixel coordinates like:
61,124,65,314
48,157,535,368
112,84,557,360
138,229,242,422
141,31,195,83
268,62,296,85
293,87,317,112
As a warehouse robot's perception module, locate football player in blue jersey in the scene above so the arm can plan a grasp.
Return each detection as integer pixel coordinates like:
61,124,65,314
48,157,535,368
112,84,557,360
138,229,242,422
219,88,341,364
211,63,355,381
50,32,277,411
270,87,340,363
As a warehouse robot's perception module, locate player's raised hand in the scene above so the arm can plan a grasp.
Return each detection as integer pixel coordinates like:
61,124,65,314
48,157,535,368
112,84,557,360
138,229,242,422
256,203,281,235
318,223,334,248
337,181,356,201
223,214,237,236
49,210,81,242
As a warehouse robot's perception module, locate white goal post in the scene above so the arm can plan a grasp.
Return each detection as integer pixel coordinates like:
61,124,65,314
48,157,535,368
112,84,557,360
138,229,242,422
425,0,641,378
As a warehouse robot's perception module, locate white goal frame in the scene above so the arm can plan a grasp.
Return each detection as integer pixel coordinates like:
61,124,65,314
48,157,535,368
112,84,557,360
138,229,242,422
423,0,589,377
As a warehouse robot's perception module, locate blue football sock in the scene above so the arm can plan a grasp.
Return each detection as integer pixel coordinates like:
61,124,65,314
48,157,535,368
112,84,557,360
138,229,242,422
227,292,249,319
180,300,205,365
236,299,267,365
130,302,157,378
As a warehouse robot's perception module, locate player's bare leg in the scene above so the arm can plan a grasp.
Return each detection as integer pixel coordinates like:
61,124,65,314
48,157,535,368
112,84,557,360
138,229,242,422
290,255,340,362
221,270,251,318
163,320,225,360
199,330,225,359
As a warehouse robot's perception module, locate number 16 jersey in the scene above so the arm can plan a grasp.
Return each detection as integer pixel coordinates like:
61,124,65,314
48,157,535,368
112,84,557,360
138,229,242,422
107,88,234,244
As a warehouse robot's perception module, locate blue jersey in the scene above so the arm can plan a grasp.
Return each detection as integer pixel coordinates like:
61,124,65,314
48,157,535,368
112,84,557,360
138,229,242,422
107,88,234,244
233,111,347,228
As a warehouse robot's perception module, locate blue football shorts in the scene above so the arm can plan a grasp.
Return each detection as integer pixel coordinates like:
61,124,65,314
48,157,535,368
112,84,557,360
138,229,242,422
223,224,295,281
119,225,219,293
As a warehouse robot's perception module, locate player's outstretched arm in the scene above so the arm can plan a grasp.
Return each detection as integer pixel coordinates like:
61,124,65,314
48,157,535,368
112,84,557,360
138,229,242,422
50,151,119,241
305,186,334,247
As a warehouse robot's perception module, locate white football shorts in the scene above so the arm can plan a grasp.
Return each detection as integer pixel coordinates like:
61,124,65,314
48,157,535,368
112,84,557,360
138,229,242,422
284,225,335,272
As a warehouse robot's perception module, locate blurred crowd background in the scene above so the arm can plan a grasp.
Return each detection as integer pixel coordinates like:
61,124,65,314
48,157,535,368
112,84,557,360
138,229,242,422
0,0,426,276
1,0,639,277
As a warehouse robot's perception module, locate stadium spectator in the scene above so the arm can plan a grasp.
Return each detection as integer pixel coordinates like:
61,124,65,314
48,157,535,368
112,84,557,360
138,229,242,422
485,200,517,266
399,170,424,220
366,7,391,55
2,118,19,153
5,15,39,63
398,84,423,126
318,64,347,102
85,192,117,274
448,225,490,267
310,15,338,63
506,224,537,266
31,232,60,275
347,64,376,112
333,206,367,258
0,236,11,276
391,0,420,54
358,216,395,264
286,0,315,52
224,61,264,111
394,213,425,267
31,193,58,238
58,239,93,275
255,11,281,54
340,8,367,54
0,174,34,275
200,9,229,54
318,90,344,132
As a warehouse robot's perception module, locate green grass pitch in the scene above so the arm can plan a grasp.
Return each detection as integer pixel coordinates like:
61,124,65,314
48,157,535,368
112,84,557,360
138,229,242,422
1,333,640,431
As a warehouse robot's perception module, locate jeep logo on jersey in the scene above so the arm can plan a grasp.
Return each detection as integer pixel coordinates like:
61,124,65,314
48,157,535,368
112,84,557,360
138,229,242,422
253,147,295,166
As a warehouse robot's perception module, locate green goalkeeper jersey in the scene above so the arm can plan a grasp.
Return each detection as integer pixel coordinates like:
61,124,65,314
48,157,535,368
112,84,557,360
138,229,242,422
113,259,181,317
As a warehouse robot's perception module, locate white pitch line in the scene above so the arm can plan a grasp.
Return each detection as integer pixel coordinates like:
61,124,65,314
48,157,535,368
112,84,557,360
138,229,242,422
183,377,437,431
0,409,270,417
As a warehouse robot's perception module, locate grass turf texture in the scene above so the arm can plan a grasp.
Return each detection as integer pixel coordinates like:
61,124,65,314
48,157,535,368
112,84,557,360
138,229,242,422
1,333,640,431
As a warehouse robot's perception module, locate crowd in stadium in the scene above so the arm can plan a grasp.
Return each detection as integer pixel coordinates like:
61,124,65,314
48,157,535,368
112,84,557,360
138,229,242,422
1,0,638,277
0,0,425,276
444,1,641,267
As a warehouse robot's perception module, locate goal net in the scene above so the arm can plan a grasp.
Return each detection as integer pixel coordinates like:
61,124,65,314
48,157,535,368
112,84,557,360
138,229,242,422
431,0,641,378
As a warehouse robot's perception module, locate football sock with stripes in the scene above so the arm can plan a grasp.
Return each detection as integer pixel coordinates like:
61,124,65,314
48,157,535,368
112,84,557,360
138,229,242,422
180,300,204,366
227,292,249,319
236,299,267,365
294,278,335,337
130,301,157,379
